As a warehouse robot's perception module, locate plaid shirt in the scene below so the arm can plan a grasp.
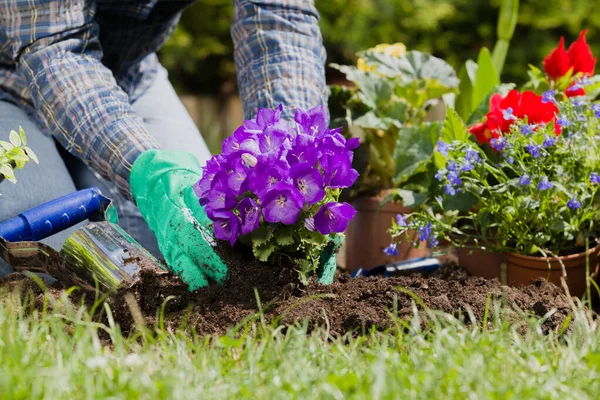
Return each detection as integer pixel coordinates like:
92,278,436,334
0,0,327,198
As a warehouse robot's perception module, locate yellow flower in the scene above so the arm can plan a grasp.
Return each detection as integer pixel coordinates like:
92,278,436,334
370,42,407,58
357,57,375,72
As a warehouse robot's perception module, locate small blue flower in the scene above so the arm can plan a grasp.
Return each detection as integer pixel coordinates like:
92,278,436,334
434,169,446,181
578,76,592,86
520,124,535,135
525,144,542,158
506,156,515,164
461,162,475,172
418,222,432,242
591,172,600,184
519,174,531,186
446,160,458,172
447,171,462,186
502,107,516,121
436,140,451,156
542,90,556,104
537,176,553,191
567,197,582,210
383,243,399,256
444,184,456,196
567,82,583,93
427,234,439,249
396,214,408,227
557,115,571,127
490,137,507,152
542,135,556,148
592,104,600,118
464,148,481,163
572,99,587,107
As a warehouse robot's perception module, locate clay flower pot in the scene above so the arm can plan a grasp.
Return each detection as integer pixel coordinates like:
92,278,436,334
459,244,600,297
337,193,428,273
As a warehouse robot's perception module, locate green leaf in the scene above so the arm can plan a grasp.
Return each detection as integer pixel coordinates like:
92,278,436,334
442,192,478,212
359,50,459,88
390,189,428,208
9,130,21,147
0,164,15,183
584,75,600,100
250,225,274,247
455,60,478,120
274,226,295,246
23,147,38,164
352,71,393,110
393,122,440,185
441,107,468,143
466,83,515,125
353,111,394,130
0,140,13,151
252,241,276,263
472,48,500,109
18,126,26,146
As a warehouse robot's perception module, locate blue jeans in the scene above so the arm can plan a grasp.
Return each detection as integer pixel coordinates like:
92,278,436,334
0,66,212,276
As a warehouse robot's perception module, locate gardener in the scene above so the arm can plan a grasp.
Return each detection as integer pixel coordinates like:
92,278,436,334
0,0,328,287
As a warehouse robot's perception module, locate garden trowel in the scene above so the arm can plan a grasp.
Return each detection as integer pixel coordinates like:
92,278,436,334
0,188,164,291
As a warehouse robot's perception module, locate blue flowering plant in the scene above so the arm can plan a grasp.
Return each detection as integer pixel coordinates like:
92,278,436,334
194,105,359,282
389,93,600,257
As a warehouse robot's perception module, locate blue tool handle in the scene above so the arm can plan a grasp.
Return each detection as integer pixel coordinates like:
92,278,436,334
0,187,107,242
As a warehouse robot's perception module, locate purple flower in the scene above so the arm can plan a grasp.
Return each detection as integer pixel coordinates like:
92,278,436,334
446,161,458,172
304,217,316,232
525,144,541,158
418,223,432,242
346,137,360,150
567,82,583,93
461,162,474,172
505,156,515,164
567,197,581,210
212,211,240,246
290,162,326,204
519,174,531,186
591,172,600,184
248,160,290,199
222,126,260,156
287,133,319,166
542,134,556,148
214,158,249,196
323,153,359,189
557,115,571,127
258,122,292,160
314,202,357,235
490,137,507,152
428,234,439,249
465,148,481,163
294,105,328,137
444,184,456,196
261,183,305,225
196,155,225,203
255,104,283,128
383,243,399,256
502,107,516,121
592,104,600,118
434,169,446,181
396,214,407,227
238,198,261,235
520,124,535,135
437,140,451,156
204,180,237,217
542,90,556,104
537,176,553,191
447,171,462,186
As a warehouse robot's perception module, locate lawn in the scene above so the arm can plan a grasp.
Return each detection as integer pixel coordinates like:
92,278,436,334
1,286,599,399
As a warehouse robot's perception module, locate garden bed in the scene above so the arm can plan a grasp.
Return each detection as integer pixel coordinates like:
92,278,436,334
0,244,575,337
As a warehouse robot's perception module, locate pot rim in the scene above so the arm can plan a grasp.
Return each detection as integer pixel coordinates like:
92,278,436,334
507,242,600,262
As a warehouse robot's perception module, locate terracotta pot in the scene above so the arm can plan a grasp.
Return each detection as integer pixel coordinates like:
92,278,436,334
459,245,600,297
337,194,428,272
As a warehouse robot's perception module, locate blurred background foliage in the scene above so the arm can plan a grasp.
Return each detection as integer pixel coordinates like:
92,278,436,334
159,0,600,95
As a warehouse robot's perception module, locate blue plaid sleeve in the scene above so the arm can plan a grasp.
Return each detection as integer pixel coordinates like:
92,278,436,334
231,0,328,120
0,1,160,199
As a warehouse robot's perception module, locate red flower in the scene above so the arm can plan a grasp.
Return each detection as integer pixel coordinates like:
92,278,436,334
544,37,571,80
566,82,586,97
467,90,559,145
566,29,596,76
543,30,596,80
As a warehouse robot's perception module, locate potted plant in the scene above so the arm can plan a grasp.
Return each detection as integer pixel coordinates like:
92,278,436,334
328,43,459,271
194,105,359,284
388,85,600,296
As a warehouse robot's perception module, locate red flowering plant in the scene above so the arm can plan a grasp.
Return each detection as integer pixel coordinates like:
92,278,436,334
525,30,600,101
387,91,600,257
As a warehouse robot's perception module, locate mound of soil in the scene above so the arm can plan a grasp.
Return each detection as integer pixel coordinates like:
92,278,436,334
0,245,576,337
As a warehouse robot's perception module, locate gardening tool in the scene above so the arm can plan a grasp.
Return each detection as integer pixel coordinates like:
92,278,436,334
0,187,164,291
351,257,441,278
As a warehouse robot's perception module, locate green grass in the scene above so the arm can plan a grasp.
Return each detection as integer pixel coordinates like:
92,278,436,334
0,287,600,399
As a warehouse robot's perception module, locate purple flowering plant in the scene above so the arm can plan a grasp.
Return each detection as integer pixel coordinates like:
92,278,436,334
194,105,359,282
389,97,600,256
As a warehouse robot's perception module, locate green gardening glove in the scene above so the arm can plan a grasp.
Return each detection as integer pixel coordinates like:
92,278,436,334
130,150,228,290
130,150,341,290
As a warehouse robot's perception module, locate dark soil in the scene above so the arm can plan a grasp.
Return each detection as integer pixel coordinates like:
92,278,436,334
0,244,577,337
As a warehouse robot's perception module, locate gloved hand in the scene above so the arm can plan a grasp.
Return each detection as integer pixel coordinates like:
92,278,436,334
130,150,340,290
